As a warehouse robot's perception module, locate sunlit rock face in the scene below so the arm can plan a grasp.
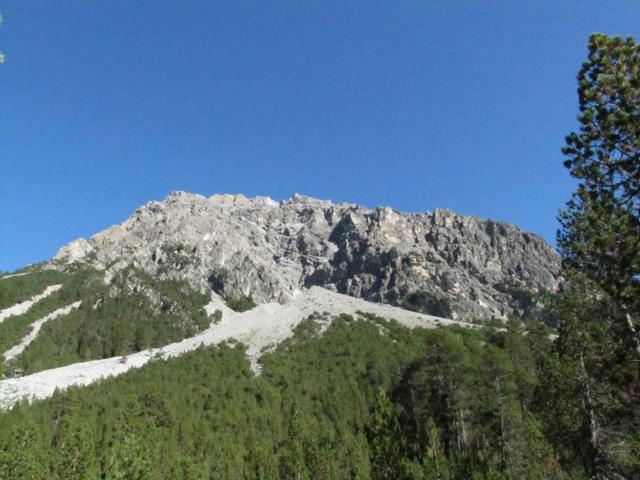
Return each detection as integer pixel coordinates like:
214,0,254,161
53,191,560,320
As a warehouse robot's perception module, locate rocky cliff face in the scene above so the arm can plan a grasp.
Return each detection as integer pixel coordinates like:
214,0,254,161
53,192,560,320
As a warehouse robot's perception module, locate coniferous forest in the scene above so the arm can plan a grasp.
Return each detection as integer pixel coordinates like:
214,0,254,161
0,33,638,480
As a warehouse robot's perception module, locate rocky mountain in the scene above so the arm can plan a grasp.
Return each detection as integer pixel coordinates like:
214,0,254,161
53,192,560,320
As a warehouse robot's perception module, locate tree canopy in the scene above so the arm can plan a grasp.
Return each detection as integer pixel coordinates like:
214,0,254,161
557,33,640,480
559,33,640,347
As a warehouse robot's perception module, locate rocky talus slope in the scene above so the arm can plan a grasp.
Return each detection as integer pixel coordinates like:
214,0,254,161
53,192,560,320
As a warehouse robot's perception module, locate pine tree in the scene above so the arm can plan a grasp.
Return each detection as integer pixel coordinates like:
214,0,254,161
279,403,312,480
53,419,99,480
367,388,404,479
545,275,640,479
422,417,450,480
557,33,640,479
559,33,640,353
107,433,152,480
0,418,47,480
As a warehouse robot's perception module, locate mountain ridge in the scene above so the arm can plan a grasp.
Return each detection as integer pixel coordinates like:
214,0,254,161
52,191,561,320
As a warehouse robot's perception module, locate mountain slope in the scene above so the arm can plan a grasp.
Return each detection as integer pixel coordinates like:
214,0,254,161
0,286,468,409
0,193,591,479
54,192,560,320
0,310,568,479
0,192,559,406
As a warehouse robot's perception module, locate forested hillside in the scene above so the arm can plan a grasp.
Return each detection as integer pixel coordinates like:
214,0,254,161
0,265,212,378
1,303,635,479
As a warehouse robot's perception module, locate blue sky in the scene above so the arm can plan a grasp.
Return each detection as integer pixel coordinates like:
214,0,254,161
1,2,638,272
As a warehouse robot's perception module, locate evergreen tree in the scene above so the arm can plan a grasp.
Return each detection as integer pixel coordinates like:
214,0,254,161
53,419,99,480
107,433,152,480
367,388,404,479
421,417,450,480
279,402,312,480
534,275,639,479
556,33,640,479
559,33,640,353
0,418,47,480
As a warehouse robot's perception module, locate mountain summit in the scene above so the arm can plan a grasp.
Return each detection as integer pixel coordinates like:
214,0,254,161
54,192,560,320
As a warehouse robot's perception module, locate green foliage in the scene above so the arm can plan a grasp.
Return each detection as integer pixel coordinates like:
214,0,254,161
210,309,223,324
562,34,639,213
158,243,193,274
493,280,541,318
0,288,68,356
557,34,640,479
402,290,453,318
107,433,152,480
3,267,212,376
226,295,257,312
278,403,315,479
206,268,258,312
0,270,65,310
0,417,47,479
52,416,100,479
559,33,640,315
367,389,403,479
0,313,597,479
539,275,640,479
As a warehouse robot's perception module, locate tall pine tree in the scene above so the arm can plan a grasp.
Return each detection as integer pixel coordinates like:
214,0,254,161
559,33,640,354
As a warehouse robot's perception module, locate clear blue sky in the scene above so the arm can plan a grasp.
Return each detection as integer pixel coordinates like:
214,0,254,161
1,2,638,272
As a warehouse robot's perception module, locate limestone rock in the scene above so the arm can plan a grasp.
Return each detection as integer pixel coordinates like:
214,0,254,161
52,191,561,319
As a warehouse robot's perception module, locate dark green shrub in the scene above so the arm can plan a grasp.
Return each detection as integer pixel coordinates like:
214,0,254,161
402,290,452,318
226,295,256,312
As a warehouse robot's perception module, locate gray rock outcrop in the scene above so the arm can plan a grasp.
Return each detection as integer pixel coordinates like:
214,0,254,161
53,191,560,320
